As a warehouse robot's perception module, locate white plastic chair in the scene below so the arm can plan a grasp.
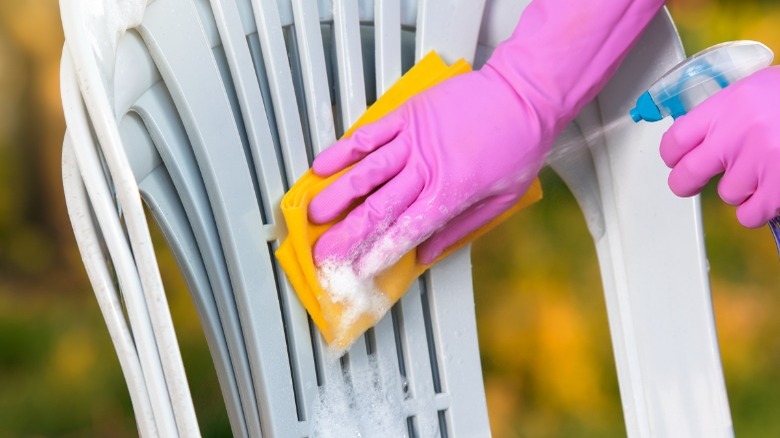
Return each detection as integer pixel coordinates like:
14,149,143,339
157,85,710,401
60,0,733,436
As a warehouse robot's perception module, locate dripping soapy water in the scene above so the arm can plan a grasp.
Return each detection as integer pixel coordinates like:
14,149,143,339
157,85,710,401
311,354,414,438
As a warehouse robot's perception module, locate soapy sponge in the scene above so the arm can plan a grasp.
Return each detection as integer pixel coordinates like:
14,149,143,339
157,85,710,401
275,52,543,353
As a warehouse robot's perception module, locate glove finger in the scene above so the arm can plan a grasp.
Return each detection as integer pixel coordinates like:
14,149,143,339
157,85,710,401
353,190,464,278
313,112,405,176
736,169,780,228
313,168,424,265
417,194,518,265
667,137,726,197
717,154,758,206
660,101,717,168
309,140,409,224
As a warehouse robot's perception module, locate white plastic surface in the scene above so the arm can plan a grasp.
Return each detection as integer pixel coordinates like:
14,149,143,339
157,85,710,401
62,138,160,438
479,2,732,437
60,0,200,435
60,0,733,437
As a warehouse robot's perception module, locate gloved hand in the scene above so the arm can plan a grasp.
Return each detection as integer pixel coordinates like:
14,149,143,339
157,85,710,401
310,66,547,275
660,66,780,228
310,0,666,277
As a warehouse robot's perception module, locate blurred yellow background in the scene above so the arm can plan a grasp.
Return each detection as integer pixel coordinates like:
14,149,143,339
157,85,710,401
0,0,778,436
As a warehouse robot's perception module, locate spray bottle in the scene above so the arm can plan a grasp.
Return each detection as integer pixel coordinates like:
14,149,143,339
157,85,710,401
629,40,780,255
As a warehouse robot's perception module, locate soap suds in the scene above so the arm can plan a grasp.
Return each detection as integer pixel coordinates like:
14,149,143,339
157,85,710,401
312,354,409,438
355,230,414,280
317,261,391,351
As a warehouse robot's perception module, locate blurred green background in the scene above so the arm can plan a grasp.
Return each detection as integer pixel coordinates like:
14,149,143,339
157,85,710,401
0,0,778,436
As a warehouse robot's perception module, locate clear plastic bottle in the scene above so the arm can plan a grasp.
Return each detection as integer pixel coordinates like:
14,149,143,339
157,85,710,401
630,41,774,122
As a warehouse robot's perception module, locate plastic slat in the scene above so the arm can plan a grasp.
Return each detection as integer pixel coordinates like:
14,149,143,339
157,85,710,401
283,13,342,385
332,0,367,129
317,0,333,21
369,311,404,403
331,0,374,374
61,1,201,433
208,0,322,426
367,0,406,400
248,0,310,181
398,280,439,435
273,6,346,415
594,13,732,437
567,102,651,436
62,137,160,438
59,52,179,437
374,0,402,95
262,0,344,396
130,83,263,437
400,0,417,29
208,0,286,223
411,1,493,434
137,1,300,436
121,95,248,435
425,249,492,436
139,166,250,438
415,0,487,63
290,0,337,155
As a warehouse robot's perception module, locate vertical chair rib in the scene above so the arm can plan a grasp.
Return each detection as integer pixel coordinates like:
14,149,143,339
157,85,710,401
426,251,492,436
118,107,245,436
331,0,372,373
248,0,310,181
60,1,201,434
139,166,249,438
291,0,337,156
399,281,440,435
415,0,487,64
411,1,492,435
370,0,405,390
209,0,285,217
62,138,160,438
241,2,339,412
60,51,180,436
332,0,367,128
594,14,732,435
130,83,261,436
285,0,349,400
137,1,299,435
207,0,321,429
374,0,402,95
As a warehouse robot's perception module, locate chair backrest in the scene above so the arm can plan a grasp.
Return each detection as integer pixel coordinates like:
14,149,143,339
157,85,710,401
60,0,734,437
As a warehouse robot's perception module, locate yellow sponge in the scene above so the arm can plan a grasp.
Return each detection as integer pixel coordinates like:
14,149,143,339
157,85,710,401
275,52,543,352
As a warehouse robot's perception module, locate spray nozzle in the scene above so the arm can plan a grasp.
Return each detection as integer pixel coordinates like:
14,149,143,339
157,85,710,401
630,91,663,122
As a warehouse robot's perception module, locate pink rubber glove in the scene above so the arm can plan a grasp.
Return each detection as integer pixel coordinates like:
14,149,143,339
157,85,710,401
310,0,666,276
660,66,780,228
